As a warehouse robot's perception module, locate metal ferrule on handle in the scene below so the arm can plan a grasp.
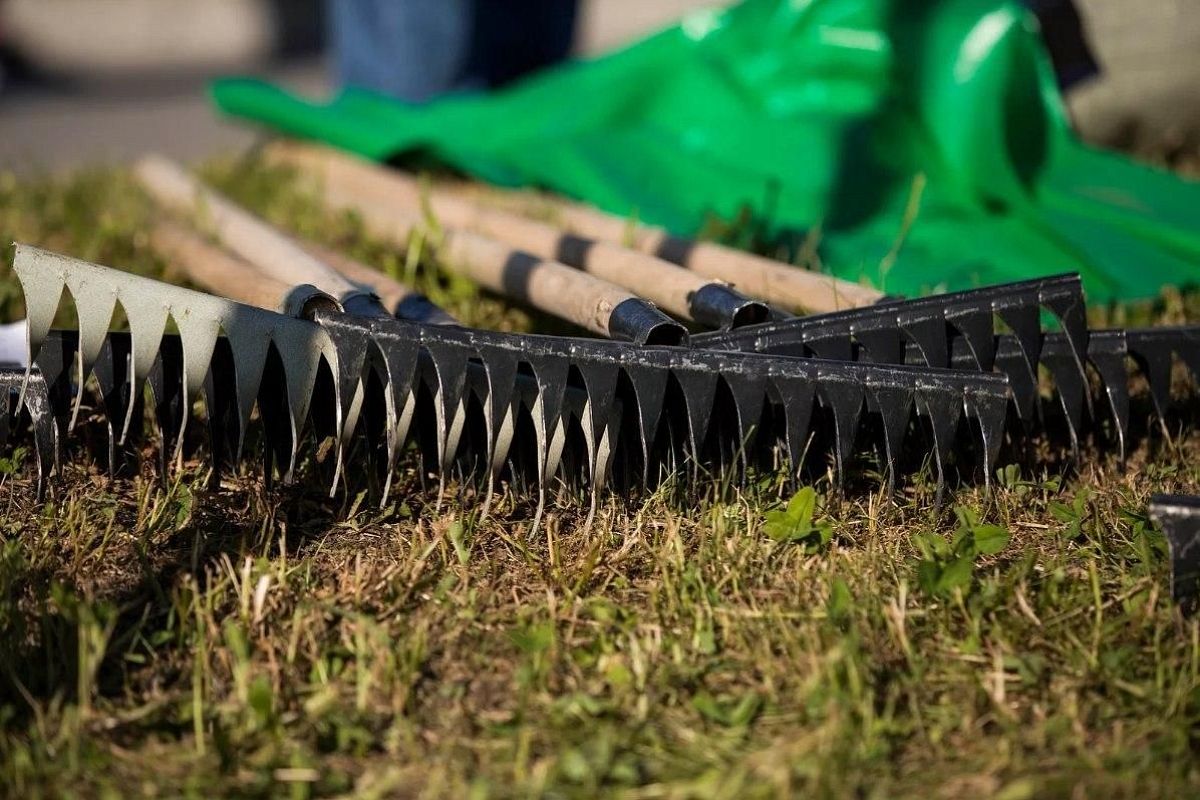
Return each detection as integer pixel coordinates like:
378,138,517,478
686,283,774,330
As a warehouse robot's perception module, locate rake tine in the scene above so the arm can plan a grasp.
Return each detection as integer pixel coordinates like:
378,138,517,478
0,366,55,497
1149,495,1200,615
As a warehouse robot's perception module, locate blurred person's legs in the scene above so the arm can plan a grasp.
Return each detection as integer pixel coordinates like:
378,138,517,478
1026,0,1099,90
329,0,578,102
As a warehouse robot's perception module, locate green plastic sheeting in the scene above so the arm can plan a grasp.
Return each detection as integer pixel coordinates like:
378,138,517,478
211,0,1200,302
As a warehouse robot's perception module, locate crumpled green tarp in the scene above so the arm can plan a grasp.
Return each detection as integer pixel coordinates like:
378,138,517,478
211,0,1200,302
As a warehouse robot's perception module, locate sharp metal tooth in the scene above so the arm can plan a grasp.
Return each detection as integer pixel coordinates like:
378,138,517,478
2,368,56,497
769,374,815,480
1067,331,1130,463
899,316,949,369
804,334,853,361
815,376,863,483
946,308,996,370
122,295,170,446
481,350,518,497
147,336,185,476
575,361,619,489
997,304,1041,377
621,364,667,483
915,387,963,498
964,383,1009,487
320,322,372,489
61,272,117,431
203,338,239,484
14,247,66,408
993,336,1039,423
670,368,718,464
33,332,76,471
523,354,569,490
1130,342,1174,437
1041,342,1085,461
271,329,334,483
1148,494,1200,615
1042,289,1089,375
853,328,904,365
722,372,766,472
91,335,126,474
866,384,913,492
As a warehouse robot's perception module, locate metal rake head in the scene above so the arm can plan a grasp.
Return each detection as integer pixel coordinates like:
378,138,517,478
695,274,1090,425
314,309,1012,507
14,245,339,482
11,246,1015,509
1037,325,1200,462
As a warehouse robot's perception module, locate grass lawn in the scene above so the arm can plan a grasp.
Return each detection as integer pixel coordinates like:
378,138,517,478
0,156,1199,798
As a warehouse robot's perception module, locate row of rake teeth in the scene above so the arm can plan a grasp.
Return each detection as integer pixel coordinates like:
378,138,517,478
5,250,1198,505
5,325,1009,508
698,274,1200,458
9,322,1197,503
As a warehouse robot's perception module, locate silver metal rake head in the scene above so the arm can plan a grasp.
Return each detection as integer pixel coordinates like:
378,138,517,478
14,245,339,481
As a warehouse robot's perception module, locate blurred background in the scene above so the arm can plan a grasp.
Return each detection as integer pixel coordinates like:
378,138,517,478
0,0,1197,172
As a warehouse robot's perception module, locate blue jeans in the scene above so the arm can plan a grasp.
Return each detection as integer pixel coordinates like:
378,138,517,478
329,0,579,102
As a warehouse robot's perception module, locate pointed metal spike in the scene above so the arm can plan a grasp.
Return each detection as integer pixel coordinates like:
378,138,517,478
524,354,570,485
993,337,1038,423
915,388,963,496
482,351,518,476
203,338,240,485
852,328,904,365
804,334,853,361
723,373,766,469
12,245,67,407
899,316,950,369
171,310,222,463
866,384,913,491
1127,328,1200,437
1042,344,1085,461
575,362,620,485
946,308,997,370
3,368,56,496
770,375,816,479
816,378,863,482
622,364,668,480
1148,494,1200,615
997,304,1041,376
61,273,117,430
1042,289,1089,376
422,340,472,472
964,385,1009,487
147,338,186,476
1078,331,1130,463
225,327,271,456
90,335,125,474
121,298,170,445
670,368,718,460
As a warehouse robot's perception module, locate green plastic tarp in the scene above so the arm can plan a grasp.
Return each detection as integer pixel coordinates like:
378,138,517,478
211,0,1200,302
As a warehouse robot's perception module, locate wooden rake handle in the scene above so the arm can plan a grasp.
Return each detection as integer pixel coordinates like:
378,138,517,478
147,219,330,315
134,154,383,317
254,149,685,345
266,141,880,316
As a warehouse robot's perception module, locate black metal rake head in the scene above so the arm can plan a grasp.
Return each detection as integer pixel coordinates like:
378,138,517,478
10,246,1015,510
